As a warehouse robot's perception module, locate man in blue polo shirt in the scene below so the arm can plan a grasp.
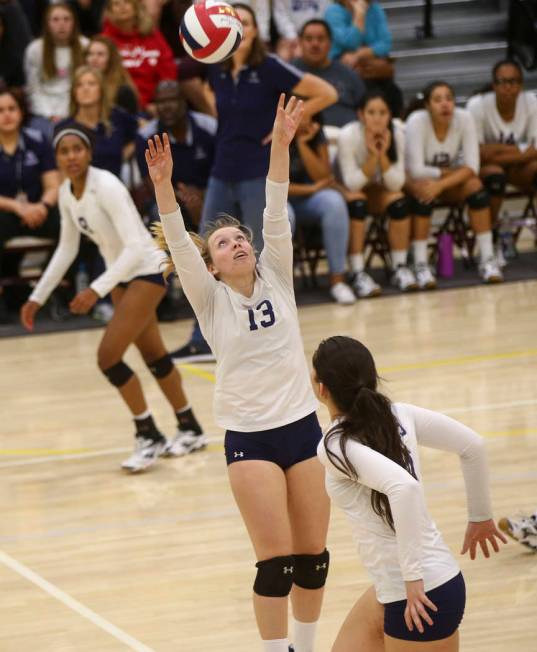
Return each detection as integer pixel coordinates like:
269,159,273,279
136,80,216,231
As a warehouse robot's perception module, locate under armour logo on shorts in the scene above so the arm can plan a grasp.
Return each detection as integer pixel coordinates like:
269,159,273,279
316,563,327,571
234,451,244,458
283,566,294,574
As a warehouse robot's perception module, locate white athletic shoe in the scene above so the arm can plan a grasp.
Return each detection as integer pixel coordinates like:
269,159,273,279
479,257,503,283
392,265,418,291
330,282,356,305
163,429,208,457
414,263,437,290
121,436,167,472
498,512,537,551
353,271,381,298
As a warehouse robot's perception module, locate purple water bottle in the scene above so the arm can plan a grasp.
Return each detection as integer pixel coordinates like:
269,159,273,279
437,232,454,278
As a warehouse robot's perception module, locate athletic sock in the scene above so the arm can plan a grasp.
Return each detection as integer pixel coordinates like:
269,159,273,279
292,619,318,652
476,231,494,262
175,405,202,434
133,413,161,441
391,249,408,268
349,253,364,274
412,240,428,266
263,639,289,652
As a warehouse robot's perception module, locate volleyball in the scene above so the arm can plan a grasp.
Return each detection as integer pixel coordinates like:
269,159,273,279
180,0,243,64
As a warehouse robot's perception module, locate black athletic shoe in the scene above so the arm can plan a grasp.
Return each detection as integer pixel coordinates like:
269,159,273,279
170,341,215,363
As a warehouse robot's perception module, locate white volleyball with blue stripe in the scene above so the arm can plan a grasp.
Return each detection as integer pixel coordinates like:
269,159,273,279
180,0,243,64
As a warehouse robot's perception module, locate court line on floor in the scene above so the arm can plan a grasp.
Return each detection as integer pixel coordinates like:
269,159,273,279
0,549,154,652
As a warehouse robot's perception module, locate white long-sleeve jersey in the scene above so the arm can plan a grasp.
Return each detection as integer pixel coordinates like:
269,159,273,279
160,179,318,432
30,167,167,305
317,402,493,604
466,91,537,147
338,120,406,192
405,108,480,179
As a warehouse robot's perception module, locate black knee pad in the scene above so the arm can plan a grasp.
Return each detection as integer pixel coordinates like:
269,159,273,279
483,173,506,197
386,197,409,220
147,353,174,379
293,549,330,590
102,360,134,387
410,196,433,217
347,199,367,221
253,555,295,597
467,188,490,209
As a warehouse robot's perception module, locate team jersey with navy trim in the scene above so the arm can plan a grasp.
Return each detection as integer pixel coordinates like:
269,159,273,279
317,402,493,603
467,91,537,147
30,166,166,304
160,179,318,432
405,108,480,179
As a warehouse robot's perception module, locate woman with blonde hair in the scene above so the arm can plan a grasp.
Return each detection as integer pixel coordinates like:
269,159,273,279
85,35,139,115
56,65,137,178
102,0,177,111
24,3,88,122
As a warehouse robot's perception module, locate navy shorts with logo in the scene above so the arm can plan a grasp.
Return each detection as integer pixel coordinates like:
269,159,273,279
384,572,466,642
117,272,166,289
224,412,322,470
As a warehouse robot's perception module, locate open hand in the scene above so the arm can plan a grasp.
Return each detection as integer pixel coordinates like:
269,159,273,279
461,519,508,560
272,94,305,148
20,300,41,331
404,579,438,634
145,133,173,187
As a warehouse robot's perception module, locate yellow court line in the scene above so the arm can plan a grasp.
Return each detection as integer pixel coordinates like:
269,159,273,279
177,363,216,382
482,427,537,438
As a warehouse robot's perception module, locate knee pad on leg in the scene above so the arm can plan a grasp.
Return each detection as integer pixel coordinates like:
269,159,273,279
253,555,295,597
386,197,409,221
147,353,174,379
293,549,330,590
347,199,367,221
467,188,490,210
483,174,506,197
410,197,433,217
102,360,134,387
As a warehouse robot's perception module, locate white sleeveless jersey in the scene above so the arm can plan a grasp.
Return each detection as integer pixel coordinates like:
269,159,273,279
160,180,318,432
337,120,406,192
30,167,167,305
317,402,493,603
466,91,537,147
405,108,480,179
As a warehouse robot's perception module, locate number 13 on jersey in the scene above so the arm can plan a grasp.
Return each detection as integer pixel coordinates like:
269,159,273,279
247,300,275,331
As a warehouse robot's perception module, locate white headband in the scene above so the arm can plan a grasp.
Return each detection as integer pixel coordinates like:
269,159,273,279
53,127,92,150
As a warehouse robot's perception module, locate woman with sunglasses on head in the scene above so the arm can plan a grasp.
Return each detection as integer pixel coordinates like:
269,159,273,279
312,335,507,652
148,95,330,652
20,125,204,471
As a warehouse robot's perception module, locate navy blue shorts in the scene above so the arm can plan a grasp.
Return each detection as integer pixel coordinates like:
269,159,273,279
384,572,465,642
224,412,322,470
117,273,165,289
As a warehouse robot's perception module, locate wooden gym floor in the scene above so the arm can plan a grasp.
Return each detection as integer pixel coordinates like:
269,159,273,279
1,280,536,651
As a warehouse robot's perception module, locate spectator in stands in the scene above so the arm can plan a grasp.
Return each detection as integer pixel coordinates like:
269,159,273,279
24,3,88,124
85,35,139,115
67,0,106,36
294,18,365,128
102,0,177,112
0,88,60,322
288,114,355,304
273,0,332,60
406,81,502,287
136,80,216,229
0,3,31,89
172,2,337,362
325,0,403,118
56,66,138,178
467,59,537,224
338,90,412,294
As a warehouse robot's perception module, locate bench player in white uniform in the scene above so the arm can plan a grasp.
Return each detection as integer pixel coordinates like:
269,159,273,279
405,81,502,286
338,90,414,294
467,59,537,223
147,96,330,652
20,126,205,472
311,335,507,652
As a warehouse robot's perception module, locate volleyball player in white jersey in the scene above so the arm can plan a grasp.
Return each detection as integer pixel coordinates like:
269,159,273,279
405,81,502,286
311,335,507,652
467,59,537,222
20,126,205,472
146,96,329,652
338,90,415,294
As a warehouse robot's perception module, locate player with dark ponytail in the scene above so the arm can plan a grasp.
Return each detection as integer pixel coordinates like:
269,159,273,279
312,335,506,651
